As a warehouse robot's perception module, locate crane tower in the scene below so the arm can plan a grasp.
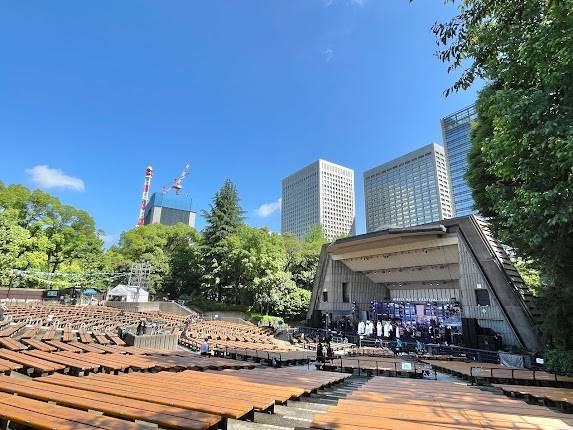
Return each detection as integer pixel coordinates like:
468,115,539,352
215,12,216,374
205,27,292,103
136,166,153,226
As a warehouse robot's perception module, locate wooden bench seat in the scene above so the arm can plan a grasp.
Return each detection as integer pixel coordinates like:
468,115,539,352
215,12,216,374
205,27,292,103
106,331,127,346
0,376,220,430
22,350,100,373
0,336,28,351
0,322,26,337
38,373,256,420
53,351,128,372
0,391,146,429
0,349,65,375
17,325,40,340
68,341,106,353
78,329,94,343
41,326,57,341
45,339,83,352
62,326,76,342
21,338,58,352
0,357,24,373
91,372,277,410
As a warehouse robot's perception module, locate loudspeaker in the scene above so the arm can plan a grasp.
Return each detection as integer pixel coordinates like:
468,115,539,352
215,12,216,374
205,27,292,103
477,334,501,351
462,318,479,348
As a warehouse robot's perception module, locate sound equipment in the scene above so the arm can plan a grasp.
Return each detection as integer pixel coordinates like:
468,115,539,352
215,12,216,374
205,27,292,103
462,318,479,348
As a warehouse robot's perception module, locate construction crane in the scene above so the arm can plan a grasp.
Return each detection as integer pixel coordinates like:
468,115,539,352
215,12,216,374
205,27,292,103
162,162,190,195
136,166,153,226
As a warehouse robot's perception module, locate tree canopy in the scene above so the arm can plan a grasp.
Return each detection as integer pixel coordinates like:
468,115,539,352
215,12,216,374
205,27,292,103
435,0,573,347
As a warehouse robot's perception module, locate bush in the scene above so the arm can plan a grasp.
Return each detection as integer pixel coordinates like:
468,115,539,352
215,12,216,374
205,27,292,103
544,350,573,376
248,312,284,326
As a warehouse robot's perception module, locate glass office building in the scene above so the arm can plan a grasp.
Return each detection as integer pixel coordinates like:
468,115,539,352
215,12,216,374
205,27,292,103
364,143,454,232
441,105,478,217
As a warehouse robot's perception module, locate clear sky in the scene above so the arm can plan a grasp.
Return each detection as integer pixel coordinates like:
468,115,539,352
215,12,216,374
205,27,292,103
0,1,480,246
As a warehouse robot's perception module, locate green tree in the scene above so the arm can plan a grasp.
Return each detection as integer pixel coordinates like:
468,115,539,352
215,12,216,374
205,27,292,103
0,209,30,286
107,223,202,296
0,182,104,282
434,0,573,347
283,224,327,291
201,179,244,301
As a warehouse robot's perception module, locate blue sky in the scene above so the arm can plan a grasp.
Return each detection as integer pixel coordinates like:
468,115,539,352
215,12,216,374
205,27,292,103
0,1,480,246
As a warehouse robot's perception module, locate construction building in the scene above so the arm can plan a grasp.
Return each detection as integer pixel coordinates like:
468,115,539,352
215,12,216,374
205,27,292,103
143,192,196,228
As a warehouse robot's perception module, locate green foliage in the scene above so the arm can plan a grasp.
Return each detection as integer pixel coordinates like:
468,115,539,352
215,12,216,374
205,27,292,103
107,223,202,296
544,350,573,376
436,0,573,348
513,259,542,296
247,313,284,326
201,179,245,301
0,182,104,287
282,224,327,291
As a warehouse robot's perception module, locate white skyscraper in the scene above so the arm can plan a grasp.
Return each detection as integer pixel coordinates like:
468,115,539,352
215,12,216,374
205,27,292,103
364,143,453,232
281,159,355,241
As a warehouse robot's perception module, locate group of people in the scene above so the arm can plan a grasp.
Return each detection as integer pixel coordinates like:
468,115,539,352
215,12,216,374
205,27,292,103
136,318,157,336
315,339,334,363
358,318,460,346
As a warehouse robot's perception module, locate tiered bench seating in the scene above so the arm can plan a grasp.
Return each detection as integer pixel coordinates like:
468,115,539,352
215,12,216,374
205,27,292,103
182,320,315,365
306,377,573,430
425,359,573,386
0,375,221,429
495,384,573,412
6,303,187,332
0,390,149,429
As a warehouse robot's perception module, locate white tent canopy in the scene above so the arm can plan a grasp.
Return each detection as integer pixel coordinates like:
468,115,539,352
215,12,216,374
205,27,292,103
107,285,149,303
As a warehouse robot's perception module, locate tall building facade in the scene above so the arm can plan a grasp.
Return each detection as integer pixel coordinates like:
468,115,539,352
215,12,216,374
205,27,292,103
441,104,478,217
144,192,196,228
364,143,453,232
281,159,355,241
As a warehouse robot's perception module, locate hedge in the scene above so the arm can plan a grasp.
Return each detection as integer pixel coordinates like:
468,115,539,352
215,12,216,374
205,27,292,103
544,350,573,376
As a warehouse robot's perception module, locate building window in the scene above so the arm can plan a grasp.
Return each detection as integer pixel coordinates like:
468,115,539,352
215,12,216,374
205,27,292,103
342,282,350,303
475,289,490,306
322,291,328,302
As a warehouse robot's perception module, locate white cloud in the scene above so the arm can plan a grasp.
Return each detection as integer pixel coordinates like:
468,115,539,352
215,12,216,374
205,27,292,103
25,165,85,192
322,48,334,62
254,198,281,218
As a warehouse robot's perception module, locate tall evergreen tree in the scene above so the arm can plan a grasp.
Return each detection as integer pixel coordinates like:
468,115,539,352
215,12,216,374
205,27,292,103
201,179,244,301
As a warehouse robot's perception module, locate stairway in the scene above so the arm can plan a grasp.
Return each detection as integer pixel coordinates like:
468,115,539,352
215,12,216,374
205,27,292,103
227,376,370,430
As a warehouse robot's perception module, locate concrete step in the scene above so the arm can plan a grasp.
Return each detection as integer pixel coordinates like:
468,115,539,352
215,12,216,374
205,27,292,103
274,404,329,415
254,411,311,428
227,419,291,430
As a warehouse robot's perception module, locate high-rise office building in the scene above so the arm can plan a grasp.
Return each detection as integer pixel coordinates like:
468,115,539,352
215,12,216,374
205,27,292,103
441,104,478,217
364,143,453,232
281,159,355,241
144,192,196,228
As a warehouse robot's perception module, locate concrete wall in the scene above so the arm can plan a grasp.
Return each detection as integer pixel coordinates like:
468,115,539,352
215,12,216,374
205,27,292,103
316,257,388,318
458,238,520,347
105,301,195,317
124,332,179,350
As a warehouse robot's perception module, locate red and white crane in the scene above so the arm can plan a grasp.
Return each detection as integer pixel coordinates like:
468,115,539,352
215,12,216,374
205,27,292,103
136,166,153,226
162,162,190,195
